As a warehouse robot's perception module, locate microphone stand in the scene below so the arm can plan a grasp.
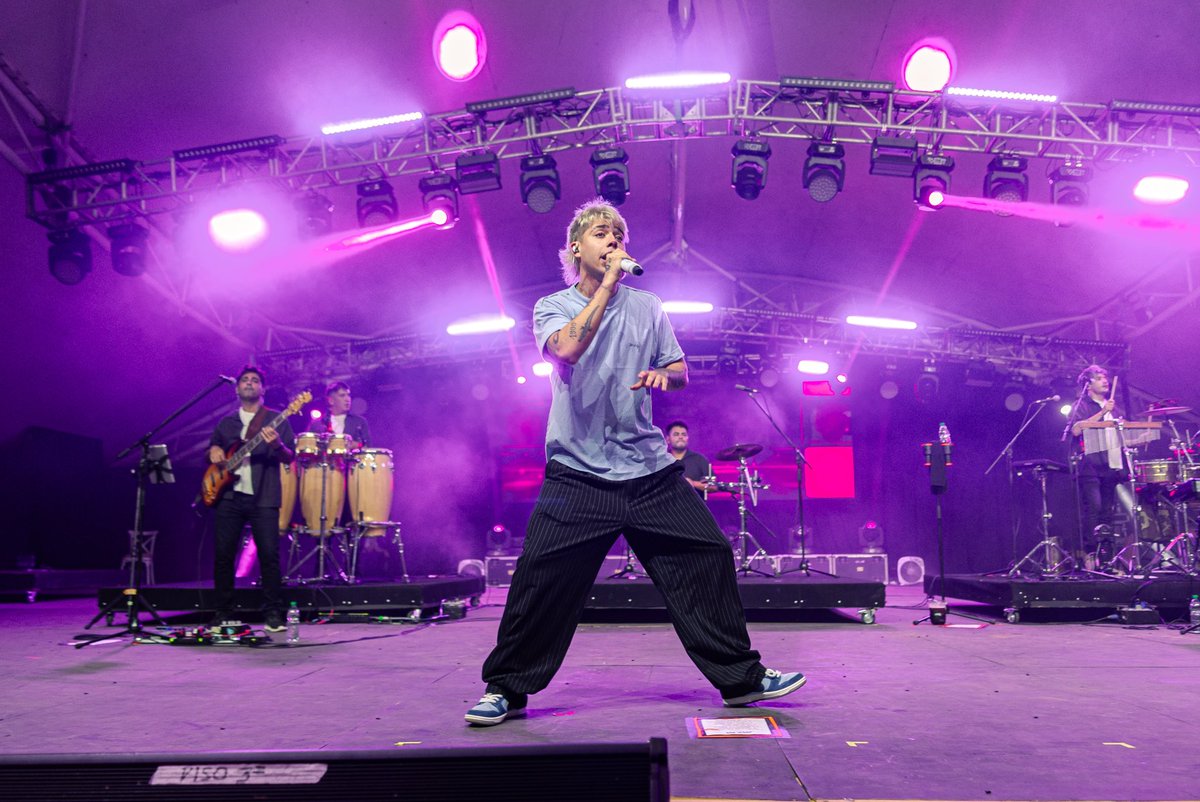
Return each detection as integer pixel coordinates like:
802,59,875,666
984,400,1053,572
738,389,833,578
78,375,235,647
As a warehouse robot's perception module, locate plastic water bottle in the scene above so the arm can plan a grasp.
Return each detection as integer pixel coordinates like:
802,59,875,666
938,422,952,445
1189,595,1200,626
286,602,301,644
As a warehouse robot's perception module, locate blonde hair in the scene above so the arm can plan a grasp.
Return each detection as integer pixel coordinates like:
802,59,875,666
557,198,629,285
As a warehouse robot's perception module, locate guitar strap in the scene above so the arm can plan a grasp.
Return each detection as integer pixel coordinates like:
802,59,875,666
244,406,270,443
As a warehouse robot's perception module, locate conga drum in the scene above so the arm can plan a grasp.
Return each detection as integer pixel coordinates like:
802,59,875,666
279,461,298,529
295,432,321,463
326,433,352,461
299,462,345,535
348,448,394,536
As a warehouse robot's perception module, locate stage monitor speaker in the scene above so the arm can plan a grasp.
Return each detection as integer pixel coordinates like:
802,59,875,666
897,555,926,585
0,739,669,801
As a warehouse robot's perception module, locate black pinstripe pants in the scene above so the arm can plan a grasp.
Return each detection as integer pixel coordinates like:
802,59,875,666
482,459,765,698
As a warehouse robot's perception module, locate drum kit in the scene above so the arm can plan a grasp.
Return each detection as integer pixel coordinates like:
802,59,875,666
281,432,406,584
703,443,774,576
1126,405,1199,574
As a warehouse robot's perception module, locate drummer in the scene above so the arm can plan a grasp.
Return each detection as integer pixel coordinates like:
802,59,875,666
665,420,712,494
1070,364,1124,565
308,381,372,448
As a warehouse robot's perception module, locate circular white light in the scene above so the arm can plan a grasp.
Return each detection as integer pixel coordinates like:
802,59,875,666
433,12,486,82
797,359,830,375
208,209,269,252
902,38,956,92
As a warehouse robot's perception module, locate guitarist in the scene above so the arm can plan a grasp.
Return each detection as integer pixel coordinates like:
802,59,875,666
206,365,296,631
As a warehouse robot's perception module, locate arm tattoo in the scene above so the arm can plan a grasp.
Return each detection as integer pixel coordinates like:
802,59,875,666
568,322,578,340
578,309,598,340
550,331,560,350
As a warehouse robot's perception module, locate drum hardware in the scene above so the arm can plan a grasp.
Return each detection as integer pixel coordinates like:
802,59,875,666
714,445,775,578
1007,461,1074,578
286,433,349,584
343,448,405,583
606,537,647,580
986,395,1070,577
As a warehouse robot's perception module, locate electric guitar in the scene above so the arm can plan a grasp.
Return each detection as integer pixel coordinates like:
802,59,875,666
200,391,311,507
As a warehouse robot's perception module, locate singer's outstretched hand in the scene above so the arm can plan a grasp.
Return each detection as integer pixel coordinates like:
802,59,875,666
630,369,670,391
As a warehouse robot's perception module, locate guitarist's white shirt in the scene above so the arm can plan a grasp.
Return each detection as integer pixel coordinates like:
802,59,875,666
235,409,256,494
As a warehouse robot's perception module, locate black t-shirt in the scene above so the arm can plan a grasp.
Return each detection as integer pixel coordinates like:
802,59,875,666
676,451,711,483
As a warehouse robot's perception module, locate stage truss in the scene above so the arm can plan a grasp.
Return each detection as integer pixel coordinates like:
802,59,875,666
21,79,1200,228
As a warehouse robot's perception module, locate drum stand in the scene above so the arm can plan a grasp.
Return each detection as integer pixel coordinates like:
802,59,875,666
731,457,774,578
1109,425,1150,576
288,454,348,584
1008,464,1074,577
347,517,409,584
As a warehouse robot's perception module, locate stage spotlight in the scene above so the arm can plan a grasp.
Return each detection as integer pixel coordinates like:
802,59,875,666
455,151,502,194
869,135,917,177
590,147,630,206
858,520,885,553
1050,163,1091,225
804,141,845,203
902,38,956,92
879,379,900,400
914,364,939,404
914,152,954,210
419,173,459,228
356,179,398,227
48,228,92,285
294,190,334,238
520,154,560,214
984,155,1028,215
1002,383,1027,412
730,139,771,200
108,222,149,277
1133,174,1189,205
486,524,514,556
433,10,486,82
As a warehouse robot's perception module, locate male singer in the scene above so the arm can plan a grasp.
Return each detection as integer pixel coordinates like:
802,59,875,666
465,199,804,726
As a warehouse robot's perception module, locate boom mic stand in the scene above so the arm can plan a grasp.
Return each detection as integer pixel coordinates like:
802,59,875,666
78,375,234,648
985,398,1052,570
736,386,834,578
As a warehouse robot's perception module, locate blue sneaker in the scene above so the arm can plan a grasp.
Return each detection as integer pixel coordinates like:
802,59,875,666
722,669,807,707
464,692,527,726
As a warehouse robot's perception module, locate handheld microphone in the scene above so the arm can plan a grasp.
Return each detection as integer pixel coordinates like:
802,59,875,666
1033,394,1062,405
619,258,644,276
219,375,237,384
734,384,759,394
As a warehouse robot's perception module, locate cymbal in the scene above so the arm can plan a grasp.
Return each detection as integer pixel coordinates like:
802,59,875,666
715,443,763,461
1141,405,1192,417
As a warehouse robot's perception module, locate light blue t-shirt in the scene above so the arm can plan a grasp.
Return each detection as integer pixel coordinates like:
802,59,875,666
533,283,685,480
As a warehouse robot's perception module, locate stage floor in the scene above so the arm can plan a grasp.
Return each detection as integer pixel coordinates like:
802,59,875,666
2,585,1198,801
